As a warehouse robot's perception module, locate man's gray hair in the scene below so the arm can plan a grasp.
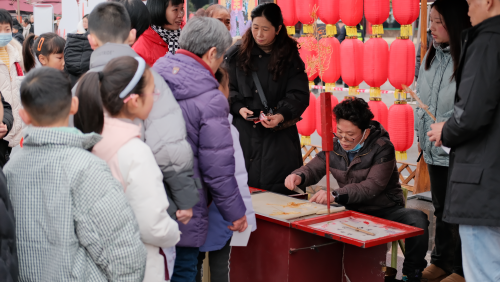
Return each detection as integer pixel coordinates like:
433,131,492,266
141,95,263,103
179,17,232,59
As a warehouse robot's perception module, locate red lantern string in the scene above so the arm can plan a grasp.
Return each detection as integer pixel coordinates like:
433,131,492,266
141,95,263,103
364,36,389,98
388,100,414,161
389,38,415,100
278,0,298,35
392,0,419,37
295,0,318,34
364,0,390,35
368,98,389,130
318,0,340,37
297,93,317,146
316,93,338,137
340,38,364,96
319,37,341,92
339,0,363,37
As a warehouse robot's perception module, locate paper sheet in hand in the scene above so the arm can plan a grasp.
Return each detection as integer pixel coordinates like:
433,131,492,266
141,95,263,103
230,225,253,247
442,146,451,154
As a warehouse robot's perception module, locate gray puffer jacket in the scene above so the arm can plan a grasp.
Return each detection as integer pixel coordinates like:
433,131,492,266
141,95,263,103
415,43,455,167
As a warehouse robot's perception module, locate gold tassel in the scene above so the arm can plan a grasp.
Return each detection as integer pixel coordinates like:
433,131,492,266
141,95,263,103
326,24,337,37
303,24,313,34
349,86,359,96
301,136,311,147
309,81,314,89
346,26,357,37
396,151,407,161
325,83,336,92
372,24,384,35
400,25,413,37
394,89,407,100
370,87,381,98
286,26,295,35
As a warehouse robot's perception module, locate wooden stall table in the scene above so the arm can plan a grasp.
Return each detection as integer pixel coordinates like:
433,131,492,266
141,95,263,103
230,191,424,282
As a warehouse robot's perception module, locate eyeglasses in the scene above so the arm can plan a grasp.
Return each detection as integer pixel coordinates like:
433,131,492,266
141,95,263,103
123,88,160,104
333,132,356,143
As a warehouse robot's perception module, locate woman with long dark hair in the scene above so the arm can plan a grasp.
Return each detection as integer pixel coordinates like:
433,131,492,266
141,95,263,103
226,3,309,195
415,0,471,281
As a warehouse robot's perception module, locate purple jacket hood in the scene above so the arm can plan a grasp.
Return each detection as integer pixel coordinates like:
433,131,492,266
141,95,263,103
153,52,246,247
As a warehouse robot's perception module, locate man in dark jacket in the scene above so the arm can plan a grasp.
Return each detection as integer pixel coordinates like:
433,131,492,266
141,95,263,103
64,33,93,87
11,25,23,45
0,93,18,282
286,98,429,282
427,1,500,281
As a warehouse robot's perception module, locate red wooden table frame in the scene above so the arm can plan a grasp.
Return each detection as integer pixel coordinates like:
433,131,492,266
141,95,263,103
291,210,424,248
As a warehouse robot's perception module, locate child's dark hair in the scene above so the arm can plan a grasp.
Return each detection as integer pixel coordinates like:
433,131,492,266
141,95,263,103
20,67,72,125
215,67,229,86
88,2,131,44
0,9,12,29
23,32,66,72
333,97,374,130
74,56,150,134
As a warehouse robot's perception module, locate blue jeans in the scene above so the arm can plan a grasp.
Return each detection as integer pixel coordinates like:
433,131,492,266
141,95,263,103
460,225,500,282
171,246,200,282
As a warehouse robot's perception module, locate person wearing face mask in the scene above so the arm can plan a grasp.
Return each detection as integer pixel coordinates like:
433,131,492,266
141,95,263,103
133,0,185,66
414,1,471,281
285,98,429,282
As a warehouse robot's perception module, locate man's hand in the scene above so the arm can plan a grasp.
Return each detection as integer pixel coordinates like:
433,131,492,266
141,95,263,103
239,108,253,119
309,190,335,205
262,114,284,128
285,174,302,191
427,122,445,147
228,215,248,233
176,208,193,225
0,123,8,138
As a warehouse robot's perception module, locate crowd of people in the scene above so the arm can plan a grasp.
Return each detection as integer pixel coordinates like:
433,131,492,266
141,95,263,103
0,0,499,282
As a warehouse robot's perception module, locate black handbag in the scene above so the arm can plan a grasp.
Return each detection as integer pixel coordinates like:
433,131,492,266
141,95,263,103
252,72,301,131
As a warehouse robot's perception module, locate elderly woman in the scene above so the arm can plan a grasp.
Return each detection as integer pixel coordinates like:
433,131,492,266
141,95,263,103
153,17,247,282
226,3,309,195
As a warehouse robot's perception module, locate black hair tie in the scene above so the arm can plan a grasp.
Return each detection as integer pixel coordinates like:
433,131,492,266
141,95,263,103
98,71,104,81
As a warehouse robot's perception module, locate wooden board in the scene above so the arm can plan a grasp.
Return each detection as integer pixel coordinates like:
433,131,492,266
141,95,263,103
251,192,345,220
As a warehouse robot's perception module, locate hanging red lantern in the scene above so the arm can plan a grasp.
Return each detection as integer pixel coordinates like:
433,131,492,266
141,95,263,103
316,93,338,137
318,0,340,37
340,38,364,96
364,0,390,35
339,0,363,37
388,100,414,161
392,0,419,37
295,0,318,34
297,93,317,146
368,98,389,130
389,38,415,100
298,36,318,88
319,37,341,92
364,36,388,98
278,0,298,35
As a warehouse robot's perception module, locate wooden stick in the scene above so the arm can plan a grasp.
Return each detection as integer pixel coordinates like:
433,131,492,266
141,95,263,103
341,222,376,236
403,84,437,122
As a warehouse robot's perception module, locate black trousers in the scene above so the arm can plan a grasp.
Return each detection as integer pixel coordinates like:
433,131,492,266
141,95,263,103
427,164,463,276
196,240,231,282
365,205,429,275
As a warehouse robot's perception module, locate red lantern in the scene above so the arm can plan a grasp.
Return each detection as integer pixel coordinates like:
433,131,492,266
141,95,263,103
295,0,318,34
297,93,317,146
364,37,388,98
319,37,341,91
318,0,340,37
364,0,390,35
388,101,414,161
340,38,364,96
339,0,363,36
393,0,419,37
298,36,318,87
316,93,338,137
368,98,389,130
278,0,298,35
389,38,415,99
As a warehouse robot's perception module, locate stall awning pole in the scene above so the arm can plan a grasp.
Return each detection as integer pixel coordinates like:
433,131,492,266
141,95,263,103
420,0,428,64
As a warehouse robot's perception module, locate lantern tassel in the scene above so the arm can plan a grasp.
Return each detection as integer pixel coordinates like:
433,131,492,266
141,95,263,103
303,24,313,34
394,89,407,100
349,86,359,96
309,81,314,89
325,83,336,92
370,87,381,98
326,24,337,37
372,24,384,35
396,151,408,161
401,25,413,37
286,26,295,35
346,26,357,37
300,136,311,147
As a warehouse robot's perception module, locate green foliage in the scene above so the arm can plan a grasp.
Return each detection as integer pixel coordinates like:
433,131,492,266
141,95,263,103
188,1,196,12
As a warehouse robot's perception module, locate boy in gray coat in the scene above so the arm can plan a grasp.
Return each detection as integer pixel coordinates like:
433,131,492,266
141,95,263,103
5,67,147,281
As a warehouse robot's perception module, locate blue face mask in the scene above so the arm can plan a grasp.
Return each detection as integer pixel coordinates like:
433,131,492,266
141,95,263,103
0,33,12,47
338,129,366,153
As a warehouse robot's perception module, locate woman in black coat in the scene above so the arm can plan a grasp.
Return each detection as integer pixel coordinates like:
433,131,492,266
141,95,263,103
226,3,309,195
